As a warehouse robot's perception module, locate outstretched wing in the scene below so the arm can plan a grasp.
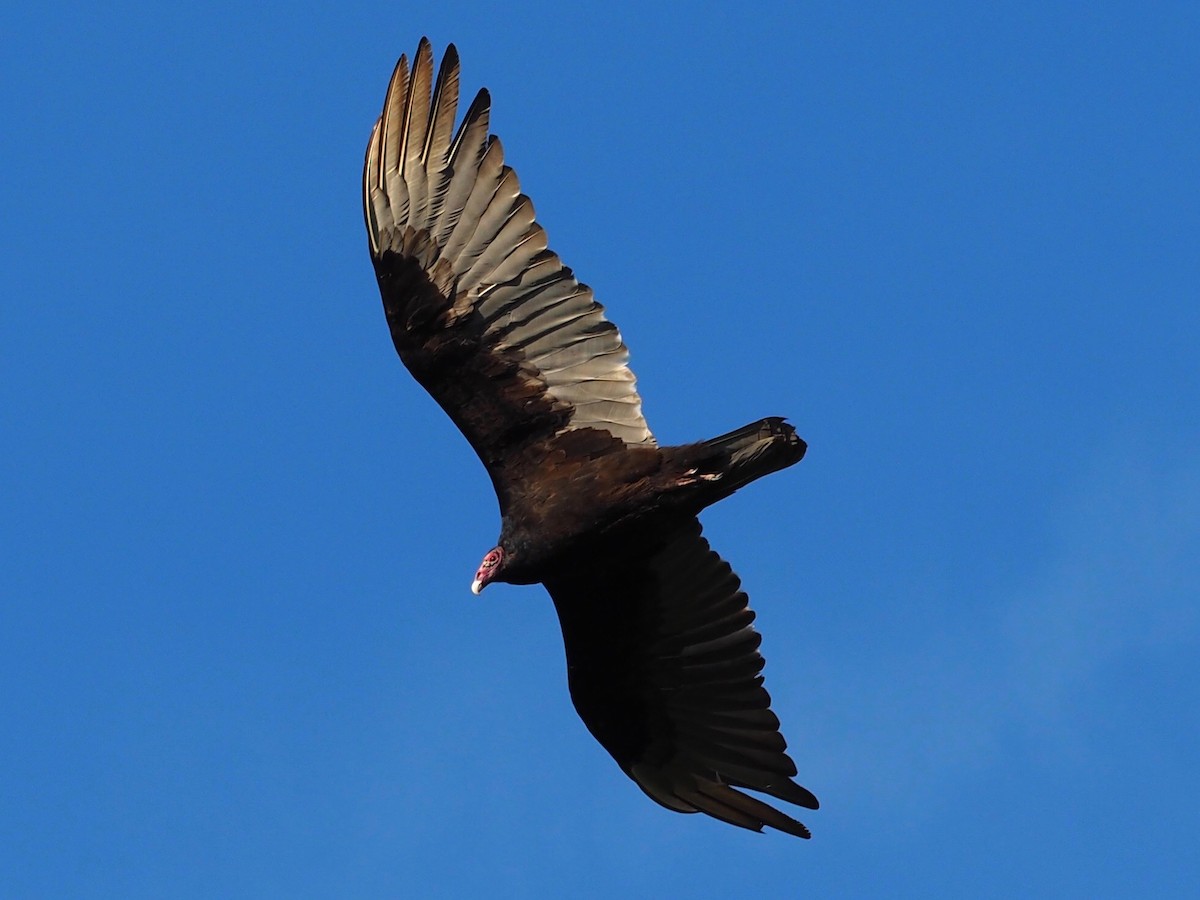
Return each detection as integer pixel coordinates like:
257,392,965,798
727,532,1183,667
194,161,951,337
363,39,654,507
543,518,818,838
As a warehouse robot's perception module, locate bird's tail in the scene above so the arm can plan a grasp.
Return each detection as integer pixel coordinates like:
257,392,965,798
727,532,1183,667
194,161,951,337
683,417,806,508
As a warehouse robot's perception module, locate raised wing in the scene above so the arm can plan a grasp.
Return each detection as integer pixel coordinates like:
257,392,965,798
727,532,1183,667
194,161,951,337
363,39,654,503
544,519,818,838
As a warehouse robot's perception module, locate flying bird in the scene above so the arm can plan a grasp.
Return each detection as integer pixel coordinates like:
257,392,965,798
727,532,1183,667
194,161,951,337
363,39,819,838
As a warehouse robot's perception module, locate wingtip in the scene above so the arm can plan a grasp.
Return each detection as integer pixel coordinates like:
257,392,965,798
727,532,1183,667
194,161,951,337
773,779,820,810
414,36,433,68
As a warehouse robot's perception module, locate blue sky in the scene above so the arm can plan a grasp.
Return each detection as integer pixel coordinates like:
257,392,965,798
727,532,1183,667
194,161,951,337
3,1,1198,896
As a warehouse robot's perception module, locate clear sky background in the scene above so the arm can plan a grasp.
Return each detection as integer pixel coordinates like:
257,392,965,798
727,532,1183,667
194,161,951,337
3,2,1198,897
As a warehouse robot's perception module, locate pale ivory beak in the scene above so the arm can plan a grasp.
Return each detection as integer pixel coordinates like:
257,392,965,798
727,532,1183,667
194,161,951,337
470,579,483,595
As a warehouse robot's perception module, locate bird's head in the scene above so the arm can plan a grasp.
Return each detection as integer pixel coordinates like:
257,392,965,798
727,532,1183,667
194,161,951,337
471,546,505,595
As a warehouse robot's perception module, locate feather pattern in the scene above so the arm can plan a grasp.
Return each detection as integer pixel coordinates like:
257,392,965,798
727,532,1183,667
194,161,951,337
544,519,818,838
364,39,653,460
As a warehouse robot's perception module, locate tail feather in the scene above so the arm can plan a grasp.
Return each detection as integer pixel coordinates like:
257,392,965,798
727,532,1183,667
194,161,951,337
684,417,806,508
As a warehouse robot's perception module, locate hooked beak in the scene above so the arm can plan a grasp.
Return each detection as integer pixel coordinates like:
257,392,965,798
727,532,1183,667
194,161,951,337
470,579,484,595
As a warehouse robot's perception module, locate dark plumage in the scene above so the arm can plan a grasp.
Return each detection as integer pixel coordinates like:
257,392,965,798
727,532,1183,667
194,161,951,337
363,39,818,838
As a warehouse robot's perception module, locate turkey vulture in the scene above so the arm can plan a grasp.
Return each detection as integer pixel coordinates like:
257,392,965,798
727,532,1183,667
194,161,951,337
363,39,819,838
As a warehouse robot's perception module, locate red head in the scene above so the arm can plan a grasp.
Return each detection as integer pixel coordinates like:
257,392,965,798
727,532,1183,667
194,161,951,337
471,546,504,595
